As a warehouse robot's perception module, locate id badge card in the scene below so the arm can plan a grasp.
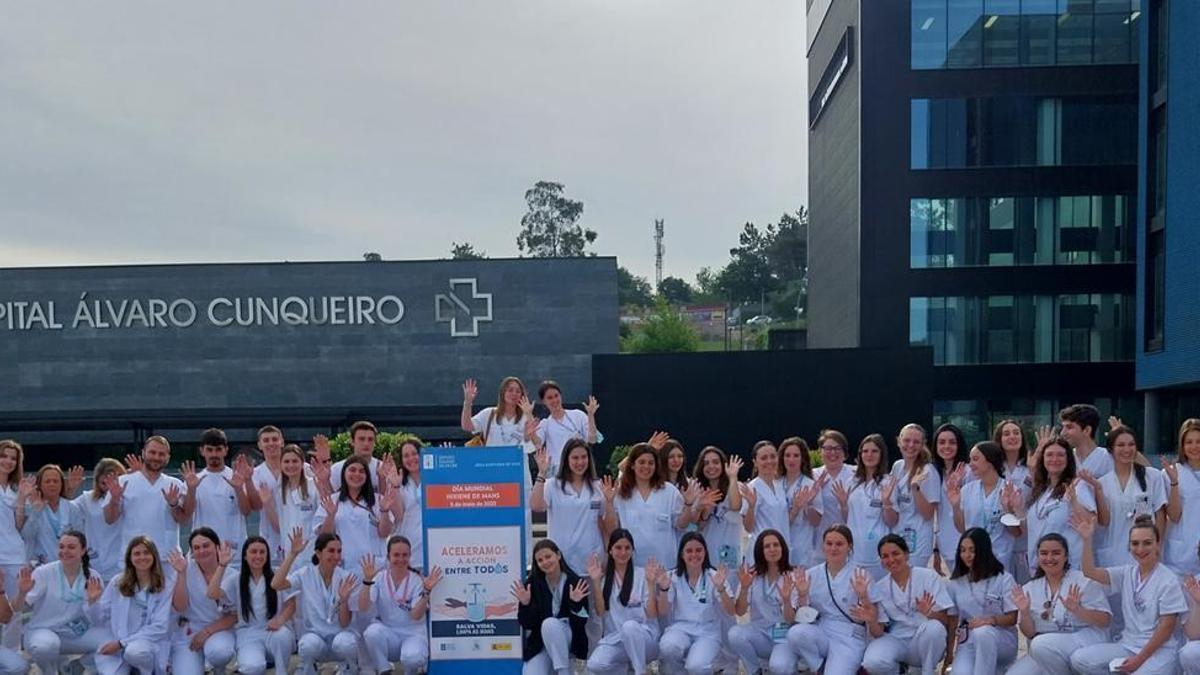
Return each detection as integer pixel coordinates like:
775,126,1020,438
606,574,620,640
902,527,917,553
770,622,790,643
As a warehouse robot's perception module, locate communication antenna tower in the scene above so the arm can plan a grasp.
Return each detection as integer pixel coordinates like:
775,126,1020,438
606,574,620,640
654,219,665,289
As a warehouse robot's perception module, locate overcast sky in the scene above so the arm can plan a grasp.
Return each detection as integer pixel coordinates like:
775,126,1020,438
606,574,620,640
0,2,807,284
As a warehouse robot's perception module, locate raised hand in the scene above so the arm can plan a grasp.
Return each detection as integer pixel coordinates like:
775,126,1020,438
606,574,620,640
1063,583,1086,613
310,459,331,488
167,550,187,574
791,568,811,597
312,435,332,464
378,489,396,513
584,395,599,417
217,541,234,568
17,476,36,502
257,483,273,507
360,555,380,582
518,395,535,418
726,455,743,480
739,483,758,510
849,598,878,623
287,527,307,556
124,454,144,474
337,574,359,602
683,479,702,506
1108,415,1124,432
161,483,183,508
65,465,85,496
1163,461,1180,485
524,417,539,441
881,476,898,504
779,569,795,600
600,475,617,502
462,378,478,405
1064,479,1080,506
85,575,104,603
568,579,590,602
699,488,723,509
1077,469,1101,490
104,472,125,500
1010,584,1030,612
645,558,666,587
647,431,670,451
914,591,935,617
1035,425,1056,449
230,460,248,491
1069,511,1097,540
851,568,872,598
510,580,532,605
792,484,818,511
950,463,968,485
424,566,444,592
945,478,962,507
831,479,850,510
586,553,604,582
713,564,729,589
1001,481,1023,514
17,566,33,595
534,447,551,477
180,460,199,491
320,493,339,519
737,563,754,590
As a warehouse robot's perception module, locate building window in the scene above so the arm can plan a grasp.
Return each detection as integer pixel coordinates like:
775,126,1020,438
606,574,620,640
910,293,1133,364
910,194,1133,268
810,28,854,128
911,0,1140,69
1144,0,1168,353
911,95,1136,170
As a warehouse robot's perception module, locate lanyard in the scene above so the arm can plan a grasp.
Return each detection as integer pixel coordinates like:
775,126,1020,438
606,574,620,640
974,482,1002,529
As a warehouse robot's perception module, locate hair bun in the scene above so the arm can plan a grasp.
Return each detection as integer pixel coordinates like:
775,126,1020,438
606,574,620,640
1133,513,1155,527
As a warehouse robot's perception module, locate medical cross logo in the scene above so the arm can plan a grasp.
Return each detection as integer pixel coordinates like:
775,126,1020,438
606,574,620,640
434,278,493,338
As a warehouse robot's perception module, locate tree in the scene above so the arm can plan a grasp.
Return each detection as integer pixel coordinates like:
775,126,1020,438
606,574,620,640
618,266,653,307
516,181,596,257
450,242,486,260
362,252,382,262
621,299,700,353
657,276,695,305
701,208,809,316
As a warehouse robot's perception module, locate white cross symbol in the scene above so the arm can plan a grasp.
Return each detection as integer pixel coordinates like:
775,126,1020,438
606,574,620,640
434,278,493,337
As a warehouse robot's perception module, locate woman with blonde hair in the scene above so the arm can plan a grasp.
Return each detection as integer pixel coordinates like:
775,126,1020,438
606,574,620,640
0,440,28,652
86,535,173,675
72,457,125,580
1163,418,1200,575
890,423,940,568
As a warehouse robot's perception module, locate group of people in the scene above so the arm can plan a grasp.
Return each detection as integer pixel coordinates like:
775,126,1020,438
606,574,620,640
1,379,1199,675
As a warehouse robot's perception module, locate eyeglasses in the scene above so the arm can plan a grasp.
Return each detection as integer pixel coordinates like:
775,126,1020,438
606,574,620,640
1040,599,1054,621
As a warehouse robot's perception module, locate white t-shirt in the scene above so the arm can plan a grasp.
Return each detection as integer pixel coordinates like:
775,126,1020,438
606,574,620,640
543,478,604,576
699,491,747,571
329,456,381,493
959,479,1014,566
471,407,530,448
846,479,890,570
275,478,320,562
177,558,236,631
870,567,953,641
25,499,79,565
1096,467,1168,566
1076,447,1114,479
1020,569,1110,637
784,475,824,568
312,497,384,575
665,568,731,639
946,572,1018,640
535,410,593,474
118,471,186,556
745,572,797,630
890,460,941,562
746,476,790,550
614,484,683,568
1025,483,1097,570
251,463,284,556
219,572,291,630
1103,563,1187,651
24,561,104,633
598,566,654,646
0,487,26,566
368,569,426,633
813,464,856,532
1166,465,1200,575
936,465,976,559
802,562,869,640
192,467,248,557
1005,462,1033,555
71,492,123,579
397,480,423,570
288,564,355,639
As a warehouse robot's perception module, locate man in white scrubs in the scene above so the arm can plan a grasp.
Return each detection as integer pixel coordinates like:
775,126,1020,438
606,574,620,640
1061,404,1114,479
190,428,252,565
105,435,191,555
246,424,286,560
316,421,381,492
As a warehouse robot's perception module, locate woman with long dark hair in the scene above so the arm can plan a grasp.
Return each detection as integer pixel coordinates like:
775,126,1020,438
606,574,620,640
362,535,443,675
273,529,362,675
787,525,872,675
662,440,691,494
585,529,659,675
1069,514,1187,674
945,528,1019,675
531,438,608,576
946,442,1021,573
394,439,425,571
993,420,1033,582
931,423,971,572
692,446,745,570
206,536,295,675
1013,433,1097,571
263,444,319,562
607,443,688,567
652,531,732,675
315,454,394,577
858,534,953,675
513,539,589,675
779,437,823,568
1006,533,1111,675
86,535,173,675
830,434,898,580
12,530,107,673
727,529,799,675
1094,425,1167,566
166,527,237,675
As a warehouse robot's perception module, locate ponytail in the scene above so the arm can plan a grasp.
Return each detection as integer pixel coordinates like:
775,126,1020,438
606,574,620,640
63,530,91,580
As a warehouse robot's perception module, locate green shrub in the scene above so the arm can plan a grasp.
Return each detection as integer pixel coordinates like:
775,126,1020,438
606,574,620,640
328,430,424,462
606,444,632,478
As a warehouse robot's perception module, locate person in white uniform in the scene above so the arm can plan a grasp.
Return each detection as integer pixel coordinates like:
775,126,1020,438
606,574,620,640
1179,568,1200,673
167,527,237,675
514,539,590,675
272,530,363,675
207,536,296,675
726,530,800,675
86,536,174,675
23,465,80,566
931,423,971,573
993,419,1034,583
947,441,1020,571
361,536,442,675
787,524,873,675
190,429,253,567
606,443,688,567
1060,404,1114,480
1006,533,1112,675
531,439,608,576
1069,513,1188,675
811,430,857,561
859,533,954,675
313,455,394,578
105,436,191,560
0,571,27,674
585,529,660,675
742,441,793,560
261,444,319,563
394,440,425,571
830,435,899,580
1092,425,1168,566
0,440,29,653
890,424,941,568
12,530,107,674
1014,435,1098,571
652,532,733,675
779,437,823,568
693,447,745,571
71,458,125,580
313,421,384,494
1163,418,1200,576
245,425,287,558
532,380,600,476
944,528,1019,675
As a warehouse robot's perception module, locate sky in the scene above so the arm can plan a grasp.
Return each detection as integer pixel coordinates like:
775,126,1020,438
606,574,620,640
0,1,808,284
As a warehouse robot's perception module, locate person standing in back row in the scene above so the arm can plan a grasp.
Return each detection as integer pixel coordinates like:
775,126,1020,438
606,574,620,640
532,380,600,476
191,429,253,568
105,436,192,557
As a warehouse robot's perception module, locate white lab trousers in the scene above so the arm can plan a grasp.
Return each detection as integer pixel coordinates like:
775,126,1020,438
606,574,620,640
94,638,160,675
950,625,1017,675
586,619,658,675
170,629,236,675
727,624,797,675
1180,641,1200,674
1071,642,1180,675
861,619,948,675
786,622,867,675
234,625,295,675
1006,655,1047,675
1015,630,1099,675
0,567,21,651
24,626,107,674
363,622,428,675
658,627,723,675
0,647,24,675
297,631,359,675
524,618,571,675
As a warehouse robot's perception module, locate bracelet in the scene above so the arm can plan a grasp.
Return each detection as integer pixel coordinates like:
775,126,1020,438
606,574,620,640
1172,482,1180,487
362,581,375,586
658,585,670,593
535,476,546,483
